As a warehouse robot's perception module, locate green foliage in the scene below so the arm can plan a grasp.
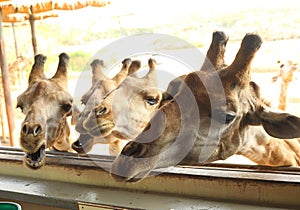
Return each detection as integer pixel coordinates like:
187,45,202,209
68,51,93,72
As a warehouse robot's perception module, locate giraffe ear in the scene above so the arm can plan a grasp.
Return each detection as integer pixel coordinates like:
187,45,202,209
258,109,300,139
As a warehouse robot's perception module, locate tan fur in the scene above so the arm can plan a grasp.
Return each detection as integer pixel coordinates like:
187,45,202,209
17,53,73,169
74,58,161,155
277,61,297,110
111,32,300,182
91,59,106,86
28,55,47,84
73,58,141,155
81,59,107,105
8,56,32,87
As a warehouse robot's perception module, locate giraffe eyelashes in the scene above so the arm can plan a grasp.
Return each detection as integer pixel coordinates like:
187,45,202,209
145,97,159,105
61,103,72,113
210,110,236,125
230,82,236,90
224,113,236,124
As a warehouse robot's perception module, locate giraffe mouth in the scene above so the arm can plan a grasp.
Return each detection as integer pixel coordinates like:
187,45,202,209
72,134,94,154
25,144,46,169
90,122,114,137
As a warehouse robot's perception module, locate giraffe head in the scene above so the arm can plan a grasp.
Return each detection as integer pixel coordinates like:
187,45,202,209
72,58,140,154
110,32,300,182
17,53,73,169
73,58,162,156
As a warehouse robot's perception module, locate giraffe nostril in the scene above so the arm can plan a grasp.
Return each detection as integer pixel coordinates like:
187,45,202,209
73,140,82,147
21,123,42,136
95,106,108,117
33,124,42,136
22,124,28,135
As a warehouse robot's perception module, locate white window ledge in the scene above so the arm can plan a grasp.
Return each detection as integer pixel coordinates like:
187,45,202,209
0,147,299,209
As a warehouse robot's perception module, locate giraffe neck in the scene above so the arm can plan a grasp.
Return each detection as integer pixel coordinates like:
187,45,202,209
238,126,300,166
278,81,289,110
278,63,296,110
51,117,71,152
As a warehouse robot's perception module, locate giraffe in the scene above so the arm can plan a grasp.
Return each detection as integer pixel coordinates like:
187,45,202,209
0,56,32,144
80,59,107,106
78,58,162,155
110,32,300,182
272,60,298,110
8,56,32,87
16,53,74,169
81,32,229,156
72,58,141,155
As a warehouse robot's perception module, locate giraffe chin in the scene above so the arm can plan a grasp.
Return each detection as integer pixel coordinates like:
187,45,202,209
24,144,46,169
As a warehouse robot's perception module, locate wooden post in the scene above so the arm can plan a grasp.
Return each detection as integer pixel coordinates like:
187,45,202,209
11,22,19,58
0,8,15,146
29,13,37,56
0,100,5,144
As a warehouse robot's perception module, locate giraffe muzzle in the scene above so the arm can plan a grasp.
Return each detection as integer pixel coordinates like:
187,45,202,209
25,144,46,169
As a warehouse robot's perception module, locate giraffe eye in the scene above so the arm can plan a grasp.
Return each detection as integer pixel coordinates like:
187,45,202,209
224,113,235,124
145,97,158,105
230,82,236,90
211,110,236,124
61,103,72,113
95,106,107,116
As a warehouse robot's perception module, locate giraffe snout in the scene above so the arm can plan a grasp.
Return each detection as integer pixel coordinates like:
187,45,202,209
21,123,43,136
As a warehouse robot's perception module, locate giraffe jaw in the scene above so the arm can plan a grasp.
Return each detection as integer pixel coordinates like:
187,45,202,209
24,144,46,169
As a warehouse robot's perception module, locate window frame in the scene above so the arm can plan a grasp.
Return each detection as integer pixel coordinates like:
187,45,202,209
0,146,299,209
